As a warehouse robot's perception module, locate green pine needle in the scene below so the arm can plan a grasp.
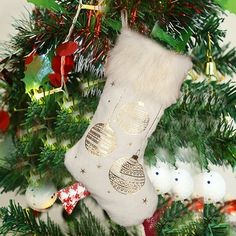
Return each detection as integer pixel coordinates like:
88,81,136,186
0,200,64,236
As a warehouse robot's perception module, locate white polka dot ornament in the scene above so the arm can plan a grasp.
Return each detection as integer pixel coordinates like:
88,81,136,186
146,162,172,194
25,181,57,211
171,168,194,200
195,171,226,203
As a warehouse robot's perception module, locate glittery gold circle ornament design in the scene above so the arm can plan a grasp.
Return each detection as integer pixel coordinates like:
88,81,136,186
85,123,117,157
109,155,145,194
116,102,149,135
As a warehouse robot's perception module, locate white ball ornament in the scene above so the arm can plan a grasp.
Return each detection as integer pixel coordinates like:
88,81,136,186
192,174,203,199
202,171,226,203
146,162,172,194
171,168,194,200
25,181,57,211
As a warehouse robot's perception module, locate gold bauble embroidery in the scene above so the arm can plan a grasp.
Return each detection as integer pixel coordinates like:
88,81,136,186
109,155,145,194
116,102,149,135
85,123,116,157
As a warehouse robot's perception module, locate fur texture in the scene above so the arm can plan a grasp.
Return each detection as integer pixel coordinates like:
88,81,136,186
106,27,192,107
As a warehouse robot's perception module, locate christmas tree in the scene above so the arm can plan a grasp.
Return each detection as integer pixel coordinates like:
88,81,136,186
0,0,236,235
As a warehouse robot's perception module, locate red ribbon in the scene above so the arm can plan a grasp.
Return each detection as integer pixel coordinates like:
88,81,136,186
221,200,236,215
57,182,90,214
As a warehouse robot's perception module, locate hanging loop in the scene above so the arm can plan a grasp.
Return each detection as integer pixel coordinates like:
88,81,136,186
121,9,128,28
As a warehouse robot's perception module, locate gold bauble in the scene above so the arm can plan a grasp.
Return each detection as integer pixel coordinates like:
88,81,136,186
85,123,116,157
109,155,145,194
205,57,218,81
116,102,149,135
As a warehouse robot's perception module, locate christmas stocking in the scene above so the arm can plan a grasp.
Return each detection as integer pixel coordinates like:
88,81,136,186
64,14,192,226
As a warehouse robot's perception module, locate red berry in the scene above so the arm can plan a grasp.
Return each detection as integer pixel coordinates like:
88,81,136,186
49,73,68,88
25,51,37,65
0,111,10,132
56,41,78,56
52,55,74,75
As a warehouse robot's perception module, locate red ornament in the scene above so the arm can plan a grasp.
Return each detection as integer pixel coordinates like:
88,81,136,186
49,73,68,88
25,51,37,65
49,39,78,88
143,198,173,236
143,209,162,236
188,198,204,212
52,55,74,75
221,200,236,215
56,41,78,56
0,111,10,132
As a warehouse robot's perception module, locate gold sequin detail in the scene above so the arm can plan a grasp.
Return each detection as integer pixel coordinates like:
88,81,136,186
116,102,149,135
109,155,145,194
85,123,116,157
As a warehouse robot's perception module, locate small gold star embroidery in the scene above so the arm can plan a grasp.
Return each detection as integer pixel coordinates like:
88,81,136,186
80,169,86,174
110,82,115,86
143,198,148,204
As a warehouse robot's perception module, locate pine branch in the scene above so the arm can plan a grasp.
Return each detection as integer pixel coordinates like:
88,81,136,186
109,223,138,236
38,144,66,172
67,201,137,236
204,204,230,236
0,135,68,192
54,109,90,145
215,45,236,77
0,200,65,236
192,43,236,76
67,202,107,236
157,200,203,236
2,0,235,78
0,137,40,193
145,80,236,168
0,165,27,194
0,135,43,193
